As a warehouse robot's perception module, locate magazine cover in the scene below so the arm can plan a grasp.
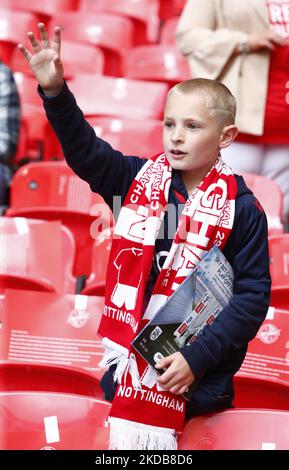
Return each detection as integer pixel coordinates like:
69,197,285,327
132,245,234,400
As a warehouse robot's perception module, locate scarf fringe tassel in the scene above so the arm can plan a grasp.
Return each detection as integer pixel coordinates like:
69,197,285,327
109,417,177,450
99,349,142,389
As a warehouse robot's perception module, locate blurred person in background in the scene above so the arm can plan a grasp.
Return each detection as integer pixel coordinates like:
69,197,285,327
0,60,20,208
176,0,289,223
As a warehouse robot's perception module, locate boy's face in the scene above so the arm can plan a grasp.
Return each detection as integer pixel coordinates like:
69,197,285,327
163,91,228,176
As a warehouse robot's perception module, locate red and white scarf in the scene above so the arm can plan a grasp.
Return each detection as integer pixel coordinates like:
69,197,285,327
98,153,237,450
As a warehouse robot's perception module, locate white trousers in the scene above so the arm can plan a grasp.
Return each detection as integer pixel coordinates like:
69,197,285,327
222,141,289,221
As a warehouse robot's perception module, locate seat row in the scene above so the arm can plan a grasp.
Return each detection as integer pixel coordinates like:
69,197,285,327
0,3,182,73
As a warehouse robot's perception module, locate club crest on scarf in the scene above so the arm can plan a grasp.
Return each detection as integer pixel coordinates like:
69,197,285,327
98,153,237,450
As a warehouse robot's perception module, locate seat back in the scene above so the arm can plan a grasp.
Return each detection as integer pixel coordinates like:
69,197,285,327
160,17,179,45
178,408,289,450
0,9,37,65
69,74,168,119
236,307,289,404
0,289,105,383
0,218,72,293
82,228,113,296
49,12,134,75
0,392,110,449
123,44,191,84
79,0,160,44
7,161,112,276
242,172,284,235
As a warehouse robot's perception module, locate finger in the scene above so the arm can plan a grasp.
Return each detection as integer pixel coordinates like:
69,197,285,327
52,26,61,55
17,44,32,62
53,54,64,74
27,32,41,53
38,22,50,49
155,356,173,369
53,54,62,66
158,372,180,388
259,39,275,50
179,385,190,395
169,384,184,395
157,367,176,385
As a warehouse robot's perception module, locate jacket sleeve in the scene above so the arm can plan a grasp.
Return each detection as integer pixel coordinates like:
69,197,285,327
175,0,246,79
180,202,271,378
40,81,145,208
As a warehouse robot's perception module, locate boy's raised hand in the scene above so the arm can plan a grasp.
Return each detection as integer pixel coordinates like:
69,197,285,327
18,23,64,96
155,352,195,396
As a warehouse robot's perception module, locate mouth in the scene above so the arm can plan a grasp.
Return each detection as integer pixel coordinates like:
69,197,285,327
169,149,187,159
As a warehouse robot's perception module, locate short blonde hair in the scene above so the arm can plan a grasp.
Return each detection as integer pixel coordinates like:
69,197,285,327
168,78,236,128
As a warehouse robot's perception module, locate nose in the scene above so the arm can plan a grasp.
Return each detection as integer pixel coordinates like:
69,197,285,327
171,126,184,144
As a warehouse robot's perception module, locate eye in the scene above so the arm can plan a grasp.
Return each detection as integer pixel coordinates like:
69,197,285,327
164,121,174,128
187,123,199,129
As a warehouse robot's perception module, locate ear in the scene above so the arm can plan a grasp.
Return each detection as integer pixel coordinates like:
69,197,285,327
219,125,238,149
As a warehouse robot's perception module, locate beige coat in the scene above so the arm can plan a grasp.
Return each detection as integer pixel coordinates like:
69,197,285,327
176,0,271,135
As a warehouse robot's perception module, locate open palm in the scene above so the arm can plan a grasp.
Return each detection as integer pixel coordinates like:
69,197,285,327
18,23,64,94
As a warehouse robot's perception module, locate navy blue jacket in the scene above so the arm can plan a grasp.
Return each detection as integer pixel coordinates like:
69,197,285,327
41,82,271,417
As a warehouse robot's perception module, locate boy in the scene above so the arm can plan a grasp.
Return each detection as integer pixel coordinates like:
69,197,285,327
18,24,271,450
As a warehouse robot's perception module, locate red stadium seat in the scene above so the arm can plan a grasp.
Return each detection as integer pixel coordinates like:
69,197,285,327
159,0,186,21
0,362,102,397
0,0,80,22
268,235,289,309
69,74,168,120
11,40,105,79
0,9,38,66
160,17,179,45
6,161,113,277
234,376,289,411
13,72,47,161
0,289,105,384
49,12,134,76
123,45,191,85
43,117,163,161
0,218,75,293
178,408,289,450
235,307,289,408
242,173,284,235
80,0,160,45
82,228,113,296
0,392,110,449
